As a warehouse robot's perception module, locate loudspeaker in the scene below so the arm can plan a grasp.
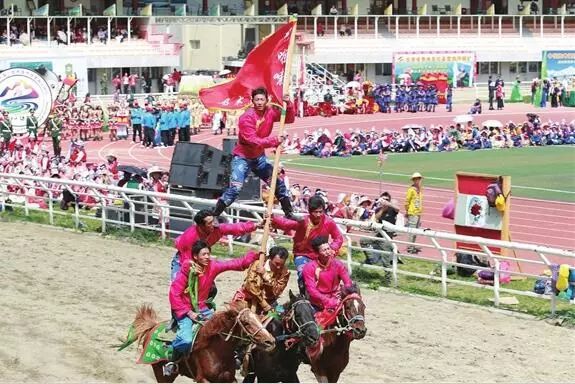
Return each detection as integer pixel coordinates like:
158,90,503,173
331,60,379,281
169,186,228,239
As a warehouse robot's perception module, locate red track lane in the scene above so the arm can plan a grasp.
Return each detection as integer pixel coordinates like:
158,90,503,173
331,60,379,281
82,103,575,274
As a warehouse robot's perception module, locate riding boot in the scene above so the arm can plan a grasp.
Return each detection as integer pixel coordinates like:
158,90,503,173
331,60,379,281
212,199,228,217
298,277,307,297
163,348,185,376
279,197,301,222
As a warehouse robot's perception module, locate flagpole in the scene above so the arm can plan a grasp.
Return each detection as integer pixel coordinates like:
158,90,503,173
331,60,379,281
259,17,297,262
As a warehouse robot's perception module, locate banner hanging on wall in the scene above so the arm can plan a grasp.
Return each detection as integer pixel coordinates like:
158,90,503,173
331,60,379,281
0,68,53,135
541,50,575,80
392,51,476,88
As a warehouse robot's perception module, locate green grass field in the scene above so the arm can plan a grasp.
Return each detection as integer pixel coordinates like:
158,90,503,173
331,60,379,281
284,146,575,202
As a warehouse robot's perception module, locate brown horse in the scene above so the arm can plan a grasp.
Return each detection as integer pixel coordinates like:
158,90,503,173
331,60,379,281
130,302,276,383
308,284,367,383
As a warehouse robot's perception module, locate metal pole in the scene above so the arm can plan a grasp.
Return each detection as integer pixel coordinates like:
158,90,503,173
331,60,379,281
128,17,132,42
26,17,31,44
67,17,71,45
87,17,91,44
374,16,378,38
6,17,10,47
354,16,358,39
47,17,51,46
107,17,111,44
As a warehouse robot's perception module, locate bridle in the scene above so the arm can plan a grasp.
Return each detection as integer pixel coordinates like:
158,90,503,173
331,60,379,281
321,293,365,335
277,299,318,342
339,293,365,327
222,308,268,344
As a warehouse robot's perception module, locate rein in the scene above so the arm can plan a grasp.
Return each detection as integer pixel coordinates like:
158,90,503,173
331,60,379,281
277,299,317,342
221,308,267,344
320,293,365,335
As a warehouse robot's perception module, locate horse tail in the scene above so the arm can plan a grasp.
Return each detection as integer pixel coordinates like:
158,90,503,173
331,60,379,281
116,304,159,351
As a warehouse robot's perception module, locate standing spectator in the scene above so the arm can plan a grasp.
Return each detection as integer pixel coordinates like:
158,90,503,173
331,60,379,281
112,74,121,93
100,72,108,95
171,68,182,92
487,75,495,110
317,22,325,37
404,172,423,254
142,105,156,148
130,102,143,143
129,73,138,94
178,104,191,142
496,81,505,110
122,73,129,94
531,77,538,104
360,192,401,284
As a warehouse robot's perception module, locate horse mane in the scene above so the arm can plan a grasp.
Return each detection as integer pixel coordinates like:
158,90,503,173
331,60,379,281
193,301,247,350
342,281,361,297
133,304,159,347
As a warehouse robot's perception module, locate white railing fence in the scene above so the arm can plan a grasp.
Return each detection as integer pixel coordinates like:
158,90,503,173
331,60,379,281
1,173,573,314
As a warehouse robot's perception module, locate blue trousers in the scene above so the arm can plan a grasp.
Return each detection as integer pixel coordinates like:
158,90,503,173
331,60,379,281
294,255,311,294
221,155,288,206
172,308,214,355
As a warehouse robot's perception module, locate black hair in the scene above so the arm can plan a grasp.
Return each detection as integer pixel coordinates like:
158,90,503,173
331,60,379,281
308,195,325,211
310,236,329,253
192,240,210,256
380,192,391,200
251,87,268,99
194,209,213,226
268,246,289,261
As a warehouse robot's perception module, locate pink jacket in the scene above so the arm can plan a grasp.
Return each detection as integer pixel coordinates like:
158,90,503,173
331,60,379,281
233,103,295,159
302,258,353,310
170,250,259,318
174,222,257,267
272,214,343,260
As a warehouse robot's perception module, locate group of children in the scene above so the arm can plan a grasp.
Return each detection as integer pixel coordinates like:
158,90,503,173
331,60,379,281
374,83,449,114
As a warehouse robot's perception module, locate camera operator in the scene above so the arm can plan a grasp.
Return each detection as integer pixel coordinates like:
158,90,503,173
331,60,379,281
360,192,401,284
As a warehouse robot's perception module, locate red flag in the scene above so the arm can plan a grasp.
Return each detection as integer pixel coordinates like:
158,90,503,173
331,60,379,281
199,20,296,110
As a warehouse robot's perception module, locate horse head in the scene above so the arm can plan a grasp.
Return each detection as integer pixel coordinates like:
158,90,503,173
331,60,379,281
284,290,320,347
232,302,276,352
339,283,367,340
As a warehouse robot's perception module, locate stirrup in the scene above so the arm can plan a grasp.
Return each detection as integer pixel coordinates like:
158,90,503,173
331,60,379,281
163,362,178,377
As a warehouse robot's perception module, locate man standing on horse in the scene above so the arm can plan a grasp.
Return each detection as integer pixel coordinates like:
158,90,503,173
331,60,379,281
271,195,344,295
302,236,353,311
232,246,290,314
165,240,260,376
171,209,263,280
211,87,298,220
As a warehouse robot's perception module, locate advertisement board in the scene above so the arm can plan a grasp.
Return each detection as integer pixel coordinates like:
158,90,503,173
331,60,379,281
541,50,575,80
392,51,476,88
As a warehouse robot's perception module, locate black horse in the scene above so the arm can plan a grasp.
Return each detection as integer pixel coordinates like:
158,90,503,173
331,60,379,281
243,291,320,383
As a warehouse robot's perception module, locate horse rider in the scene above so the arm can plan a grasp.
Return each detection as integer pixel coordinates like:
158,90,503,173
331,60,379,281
232,246,291,315
271,195,344,295
172,209,263,280
302,236,354,312
165,240,260,376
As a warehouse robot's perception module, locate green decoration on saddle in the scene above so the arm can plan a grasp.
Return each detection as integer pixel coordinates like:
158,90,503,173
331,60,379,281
137,323,174,365
117,324,137,351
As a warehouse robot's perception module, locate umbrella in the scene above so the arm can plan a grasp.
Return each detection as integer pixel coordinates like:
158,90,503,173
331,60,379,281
453,115,473,124
118,165,147,177
481,120,503,128
345,81,361,89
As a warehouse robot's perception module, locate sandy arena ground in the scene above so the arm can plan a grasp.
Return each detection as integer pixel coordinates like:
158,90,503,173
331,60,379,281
0,222,572,383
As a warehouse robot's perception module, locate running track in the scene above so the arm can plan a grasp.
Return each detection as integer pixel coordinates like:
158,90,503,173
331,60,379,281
84,103,575,272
